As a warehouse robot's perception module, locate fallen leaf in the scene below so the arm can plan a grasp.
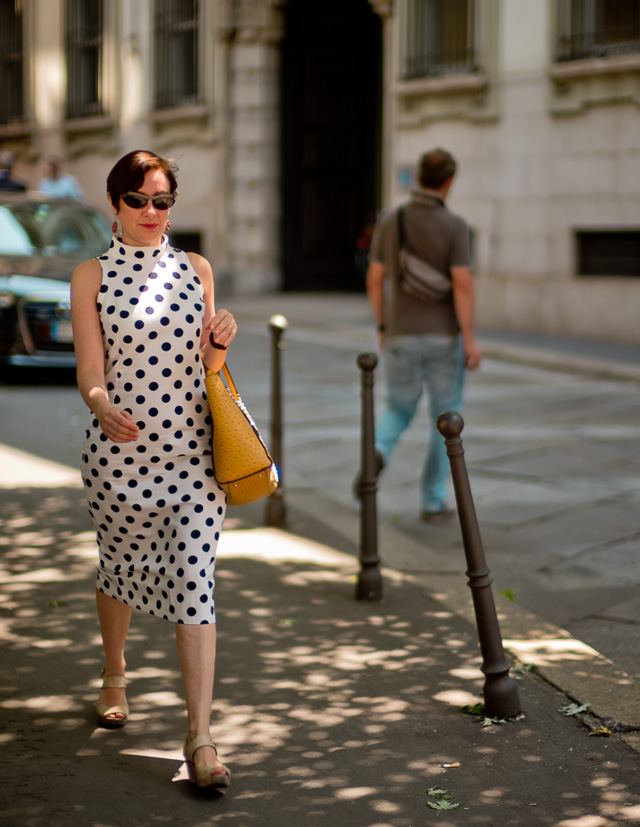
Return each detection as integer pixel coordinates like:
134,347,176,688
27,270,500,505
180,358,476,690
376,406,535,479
427,787,461,814
461,702,484,717
499,589,517,602
481,716,508,727
589,726,611,737
428,787,452,799
46,600,68,608
558,702,591,717
512,663,534,673
427,800,459,814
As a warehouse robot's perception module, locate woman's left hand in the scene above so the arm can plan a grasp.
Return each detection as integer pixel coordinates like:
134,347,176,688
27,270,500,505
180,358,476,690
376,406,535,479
207,309,237,349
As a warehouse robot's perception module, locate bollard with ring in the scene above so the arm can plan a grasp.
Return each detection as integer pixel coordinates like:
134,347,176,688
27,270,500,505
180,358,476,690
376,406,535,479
437,410,522,719
265,314,288,528
356,352,383,601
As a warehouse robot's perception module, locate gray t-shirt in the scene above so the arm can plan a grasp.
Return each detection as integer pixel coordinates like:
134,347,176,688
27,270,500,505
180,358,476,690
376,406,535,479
369,189,472,336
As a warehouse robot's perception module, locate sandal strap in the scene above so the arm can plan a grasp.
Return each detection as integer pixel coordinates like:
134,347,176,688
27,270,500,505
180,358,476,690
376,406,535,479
185,733,218,761
101,672,126,689
96,703,129,718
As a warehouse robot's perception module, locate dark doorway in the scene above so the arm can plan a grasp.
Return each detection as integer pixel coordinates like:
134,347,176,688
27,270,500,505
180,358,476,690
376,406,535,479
280,0,382,292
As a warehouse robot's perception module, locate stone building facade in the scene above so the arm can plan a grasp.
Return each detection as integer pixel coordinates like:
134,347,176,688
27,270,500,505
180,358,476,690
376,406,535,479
1,0,288,294
380,0,640,343
1,0,638,342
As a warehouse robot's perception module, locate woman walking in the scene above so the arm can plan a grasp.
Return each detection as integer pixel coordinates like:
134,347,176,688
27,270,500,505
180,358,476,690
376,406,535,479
71,150,236,788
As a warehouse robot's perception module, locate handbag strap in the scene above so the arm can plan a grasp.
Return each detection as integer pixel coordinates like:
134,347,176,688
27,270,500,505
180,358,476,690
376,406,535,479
220,362,239,400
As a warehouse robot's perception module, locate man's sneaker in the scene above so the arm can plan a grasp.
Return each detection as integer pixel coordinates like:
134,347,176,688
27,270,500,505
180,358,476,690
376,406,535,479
353,450,385,500
420,506,455,523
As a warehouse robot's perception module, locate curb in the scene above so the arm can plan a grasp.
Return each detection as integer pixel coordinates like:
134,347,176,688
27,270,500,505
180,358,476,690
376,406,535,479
478,337,640,383
283,489,640,755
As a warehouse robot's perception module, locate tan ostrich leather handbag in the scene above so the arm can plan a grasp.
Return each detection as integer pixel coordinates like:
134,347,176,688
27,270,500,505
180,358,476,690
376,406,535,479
205,362,278,507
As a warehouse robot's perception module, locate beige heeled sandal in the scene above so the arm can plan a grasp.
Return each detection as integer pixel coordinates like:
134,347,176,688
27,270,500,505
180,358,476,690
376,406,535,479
184,734,230,789
95,670,129,728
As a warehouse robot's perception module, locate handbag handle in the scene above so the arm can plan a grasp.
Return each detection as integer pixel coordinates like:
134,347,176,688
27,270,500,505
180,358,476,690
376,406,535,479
219,362,239,400
208,331,237,397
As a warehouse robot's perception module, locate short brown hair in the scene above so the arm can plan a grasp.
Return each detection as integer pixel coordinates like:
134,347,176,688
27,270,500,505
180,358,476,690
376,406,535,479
417,149,456,189
107,150,178,206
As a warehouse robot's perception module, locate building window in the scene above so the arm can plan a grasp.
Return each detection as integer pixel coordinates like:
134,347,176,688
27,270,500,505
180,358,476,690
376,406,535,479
576,230,640,277
401,0,476,79
0,0,24,125
556,0,640,61
65,0,104,119
154,0,199,110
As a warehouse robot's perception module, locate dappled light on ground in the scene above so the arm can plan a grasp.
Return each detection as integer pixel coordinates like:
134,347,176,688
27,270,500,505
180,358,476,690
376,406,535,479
1,487,639,825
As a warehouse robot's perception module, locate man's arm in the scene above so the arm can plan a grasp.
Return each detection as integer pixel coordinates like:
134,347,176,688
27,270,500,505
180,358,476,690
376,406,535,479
450,266,481,370
366,260,387,344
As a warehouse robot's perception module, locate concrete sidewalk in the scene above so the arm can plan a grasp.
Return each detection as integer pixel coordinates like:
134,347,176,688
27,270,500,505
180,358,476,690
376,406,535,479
1,292,640,825
1,480,640,827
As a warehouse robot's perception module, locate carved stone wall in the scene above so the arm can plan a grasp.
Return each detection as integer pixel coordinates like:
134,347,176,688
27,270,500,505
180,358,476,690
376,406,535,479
221,0,285,291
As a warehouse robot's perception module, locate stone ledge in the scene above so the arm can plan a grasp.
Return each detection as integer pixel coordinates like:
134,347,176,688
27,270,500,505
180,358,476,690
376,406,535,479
549,53,640,81
394,72,488,98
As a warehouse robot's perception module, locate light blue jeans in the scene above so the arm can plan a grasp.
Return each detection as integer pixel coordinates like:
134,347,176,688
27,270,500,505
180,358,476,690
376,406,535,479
375,334,465,512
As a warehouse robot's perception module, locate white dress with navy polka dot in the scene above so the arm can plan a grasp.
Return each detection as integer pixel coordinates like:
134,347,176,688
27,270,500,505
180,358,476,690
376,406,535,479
81,235,225,624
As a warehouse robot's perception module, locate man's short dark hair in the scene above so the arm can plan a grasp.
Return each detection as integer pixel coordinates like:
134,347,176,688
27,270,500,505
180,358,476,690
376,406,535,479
417,149,456,189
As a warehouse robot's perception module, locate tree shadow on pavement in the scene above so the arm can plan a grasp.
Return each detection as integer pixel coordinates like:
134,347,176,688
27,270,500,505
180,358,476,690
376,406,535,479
1,487,639,827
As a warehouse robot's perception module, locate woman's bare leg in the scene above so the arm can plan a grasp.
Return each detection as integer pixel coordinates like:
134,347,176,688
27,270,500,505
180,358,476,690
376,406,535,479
96,589,132,719
176,623,225,772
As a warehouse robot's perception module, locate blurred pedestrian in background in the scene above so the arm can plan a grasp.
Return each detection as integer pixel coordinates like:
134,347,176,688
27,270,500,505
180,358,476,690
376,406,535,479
359,148,481,521
0,151,27,192
38,156,84,199
355,211,375,282
71,149,237,789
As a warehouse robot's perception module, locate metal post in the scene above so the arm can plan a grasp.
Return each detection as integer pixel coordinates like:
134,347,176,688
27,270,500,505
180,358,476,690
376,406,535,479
356,353,382,601
437,410,522,719
265,314,287,528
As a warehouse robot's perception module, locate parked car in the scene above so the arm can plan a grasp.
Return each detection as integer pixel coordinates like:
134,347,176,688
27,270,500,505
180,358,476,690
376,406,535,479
0,194,111,368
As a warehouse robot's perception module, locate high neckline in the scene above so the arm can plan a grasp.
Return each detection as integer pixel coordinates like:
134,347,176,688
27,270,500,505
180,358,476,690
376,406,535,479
107,234,168,263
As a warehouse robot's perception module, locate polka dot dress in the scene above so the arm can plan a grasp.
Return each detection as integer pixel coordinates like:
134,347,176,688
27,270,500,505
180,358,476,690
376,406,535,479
81,235,226,624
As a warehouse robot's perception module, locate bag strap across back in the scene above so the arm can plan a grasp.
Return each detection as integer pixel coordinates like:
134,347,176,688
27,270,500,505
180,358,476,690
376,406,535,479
397,206,406,252
396,202,450,280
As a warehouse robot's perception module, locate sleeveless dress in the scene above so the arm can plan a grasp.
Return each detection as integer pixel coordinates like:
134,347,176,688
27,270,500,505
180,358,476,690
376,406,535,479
81,235,226,624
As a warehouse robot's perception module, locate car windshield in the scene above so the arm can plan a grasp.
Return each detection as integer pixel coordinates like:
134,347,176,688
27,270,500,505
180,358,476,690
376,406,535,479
0,200,111,261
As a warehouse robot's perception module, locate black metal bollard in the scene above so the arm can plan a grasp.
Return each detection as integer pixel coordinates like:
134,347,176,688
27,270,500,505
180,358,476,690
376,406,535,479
356,353,383,601
437,411,522,719
265,314,287,528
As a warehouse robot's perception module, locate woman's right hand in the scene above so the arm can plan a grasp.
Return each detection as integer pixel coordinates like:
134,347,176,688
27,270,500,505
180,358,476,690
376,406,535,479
96,402,140,443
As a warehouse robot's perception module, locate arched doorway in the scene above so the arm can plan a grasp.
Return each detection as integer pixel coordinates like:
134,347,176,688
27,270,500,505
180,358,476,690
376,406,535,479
280,0,382,292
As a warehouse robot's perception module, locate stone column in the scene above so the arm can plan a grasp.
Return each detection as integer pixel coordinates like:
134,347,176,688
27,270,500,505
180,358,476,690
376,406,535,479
221,0,285,293
369,0,395,207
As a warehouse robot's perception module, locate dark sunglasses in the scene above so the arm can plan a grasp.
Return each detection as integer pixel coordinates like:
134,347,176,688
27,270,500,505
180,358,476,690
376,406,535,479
121,191,176,210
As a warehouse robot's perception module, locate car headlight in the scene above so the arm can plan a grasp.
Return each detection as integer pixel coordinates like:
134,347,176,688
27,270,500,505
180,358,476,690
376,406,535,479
0,292,17,309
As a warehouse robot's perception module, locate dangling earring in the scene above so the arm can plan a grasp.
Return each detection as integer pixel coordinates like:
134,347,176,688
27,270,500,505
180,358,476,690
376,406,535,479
165,219,171,231
112,219,118,234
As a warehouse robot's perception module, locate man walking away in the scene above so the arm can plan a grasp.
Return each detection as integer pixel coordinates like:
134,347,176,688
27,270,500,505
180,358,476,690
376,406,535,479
360,148,481,521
